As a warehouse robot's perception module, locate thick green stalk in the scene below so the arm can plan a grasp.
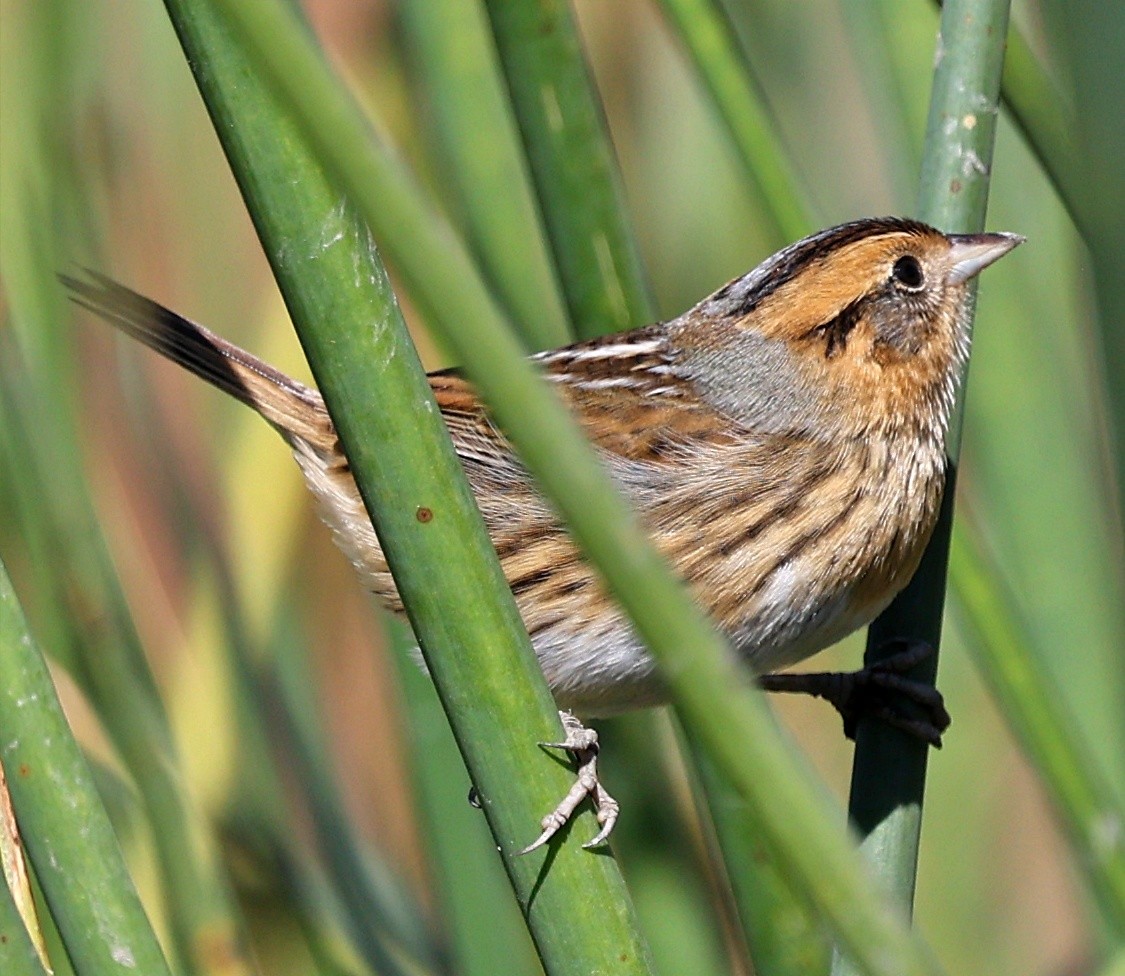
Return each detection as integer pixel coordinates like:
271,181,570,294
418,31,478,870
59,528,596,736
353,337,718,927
0,365,252,976
0,558,172,976
398,0,570,349
656,0,812,245
926,0,1085,241
204,0,944,971
482,0,654,337
949,521,1125,939
836,2,1013,971
649,5,829,964
650,3,825,960
161,3,654,973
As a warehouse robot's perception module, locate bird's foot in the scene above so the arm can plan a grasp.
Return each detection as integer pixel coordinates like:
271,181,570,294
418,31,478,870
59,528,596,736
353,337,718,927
519,712,619,855
758,640,951,747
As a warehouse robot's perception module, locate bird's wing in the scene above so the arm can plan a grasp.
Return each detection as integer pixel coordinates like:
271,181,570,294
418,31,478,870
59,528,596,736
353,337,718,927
429,325,738,468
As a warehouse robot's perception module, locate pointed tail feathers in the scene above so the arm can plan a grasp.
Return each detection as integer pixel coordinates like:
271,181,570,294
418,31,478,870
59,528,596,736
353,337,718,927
63,272,336,453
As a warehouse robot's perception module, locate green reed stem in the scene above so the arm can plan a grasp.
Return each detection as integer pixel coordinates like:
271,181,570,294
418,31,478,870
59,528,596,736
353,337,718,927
0,364,252,976
949,520,1125,939
398,0,570,349
163,2,654,973
202,0,944,971
656,0,813,246
836,2,1013,972
392,622,541,976
683,726,830,976
0,557,173,976
925,0,1084,241
481,0,654,338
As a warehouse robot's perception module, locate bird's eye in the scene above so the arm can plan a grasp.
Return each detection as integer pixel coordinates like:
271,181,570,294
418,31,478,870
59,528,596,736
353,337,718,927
892,255,925,290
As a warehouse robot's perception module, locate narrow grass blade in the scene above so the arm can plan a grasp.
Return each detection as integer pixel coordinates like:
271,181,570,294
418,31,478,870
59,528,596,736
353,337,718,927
839,0,927,208
1096,947,1125,976
656,0,812,245
263,617,442,976
949,520,1125,939
482,0,654,336
217,559,439,976
682,728,830,976
1050,2,1125,557
398,0,570,349
995,17,1083,237
0,558,173,976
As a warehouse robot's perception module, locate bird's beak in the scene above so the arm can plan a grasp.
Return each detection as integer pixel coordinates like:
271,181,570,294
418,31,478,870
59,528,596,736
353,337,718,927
945,231,1025,284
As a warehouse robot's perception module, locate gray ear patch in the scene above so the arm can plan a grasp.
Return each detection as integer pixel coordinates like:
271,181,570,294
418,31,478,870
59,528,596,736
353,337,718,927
670,327,824,435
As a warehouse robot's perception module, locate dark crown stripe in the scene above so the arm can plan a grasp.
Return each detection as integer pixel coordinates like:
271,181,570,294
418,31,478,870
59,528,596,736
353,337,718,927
717,217,933,318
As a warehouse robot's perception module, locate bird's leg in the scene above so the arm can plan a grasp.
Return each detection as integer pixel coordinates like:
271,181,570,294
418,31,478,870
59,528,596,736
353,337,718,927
519,712,619,855
757,639,951,746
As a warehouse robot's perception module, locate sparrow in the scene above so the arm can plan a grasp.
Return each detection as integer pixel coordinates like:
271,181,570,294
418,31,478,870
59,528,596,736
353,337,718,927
64,216,1022,849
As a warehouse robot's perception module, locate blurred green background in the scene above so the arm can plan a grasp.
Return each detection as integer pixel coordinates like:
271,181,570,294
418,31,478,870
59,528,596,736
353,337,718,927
1,1,1122,974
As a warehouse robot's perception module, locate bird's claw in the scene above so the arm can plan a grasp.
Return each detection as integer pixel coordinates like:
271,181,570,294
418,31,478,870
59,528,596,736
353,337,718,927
758,639,951,747
519,713,618,855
